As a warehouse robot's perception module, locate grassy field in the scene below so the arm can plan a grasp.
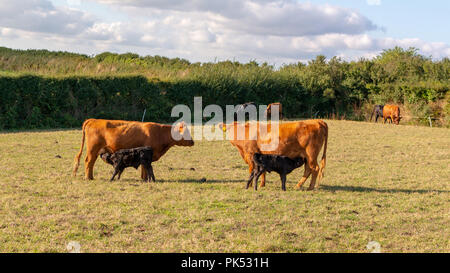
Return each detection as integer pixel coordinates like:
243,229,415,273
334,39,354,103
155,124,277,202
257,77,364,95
0,120,449,253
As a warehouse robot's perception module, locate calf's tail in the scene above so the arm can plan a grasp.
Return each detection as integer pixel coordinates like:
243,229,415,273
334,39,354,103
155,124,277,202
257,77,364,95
72,120,89,176
318,122,328,181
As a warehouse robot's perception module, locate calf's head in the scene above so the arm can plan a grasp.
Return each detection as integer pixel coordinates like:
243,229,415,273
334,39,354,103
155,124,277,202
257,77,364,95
293,157,306,169
99,147,114,165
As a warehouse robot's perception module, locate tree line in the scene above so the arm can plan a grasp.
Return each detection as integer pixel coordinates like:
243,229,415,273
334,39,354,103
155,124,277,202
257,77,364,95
0,46,448,129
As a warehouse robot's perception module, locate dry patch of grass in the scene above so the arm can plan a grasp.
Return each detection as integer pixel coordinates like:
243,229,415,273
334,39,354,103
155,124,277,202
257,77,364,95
0,120,449,252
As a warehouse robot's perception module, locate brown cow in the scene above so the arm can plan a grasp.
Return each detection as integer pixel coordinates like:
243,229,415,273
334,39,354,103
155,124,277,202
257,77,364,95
383,104,402,125
219,120,328,190
73,119,194,180
265,103,283,120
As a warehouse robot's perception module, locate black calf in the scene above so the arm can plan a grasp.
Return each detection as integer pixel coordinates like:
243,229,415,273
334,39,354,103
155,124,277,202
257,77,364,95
99,146,156,182
248,153,305,191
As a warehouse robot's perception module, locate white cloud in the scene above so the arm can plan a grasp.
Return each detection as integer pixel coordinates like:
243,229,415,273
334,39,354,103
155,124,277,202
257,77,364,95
0,0,448,65
0,0,94,35
94,0,378,36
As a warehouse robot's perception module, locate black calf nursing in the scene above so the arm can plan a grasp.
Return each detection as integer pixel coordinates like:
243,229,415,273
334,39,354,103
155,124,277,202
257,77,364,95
99,146,155,182
248,153,306,191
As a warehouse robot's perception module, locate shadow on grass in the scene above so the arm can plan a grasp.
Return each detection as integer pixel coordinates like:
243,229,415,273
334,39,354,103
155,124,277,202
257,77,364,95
106,178,245,184
0,127,78,134
320,185,449,194
159,178,245,183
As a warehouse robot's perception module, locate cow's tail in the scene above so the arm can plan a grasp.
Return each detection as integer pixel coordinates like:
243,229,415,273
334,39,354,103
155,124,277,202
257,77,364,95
318,122,328,181
72,120,89,176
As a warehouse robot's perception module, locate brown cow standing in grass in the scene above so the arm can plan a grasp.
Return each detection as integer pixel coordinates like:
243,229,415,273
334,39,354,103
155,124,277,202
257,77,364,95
73,119,194,180
219,120,328,190
383,104,402,125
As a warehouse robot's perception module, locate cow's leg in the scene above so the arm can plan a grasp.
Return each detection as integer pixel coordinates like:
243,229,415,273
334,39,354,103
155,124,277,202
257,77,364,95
307,159,320,191
295,164,312,189
280,174,287,191
259,172,267,188
84,145,101,180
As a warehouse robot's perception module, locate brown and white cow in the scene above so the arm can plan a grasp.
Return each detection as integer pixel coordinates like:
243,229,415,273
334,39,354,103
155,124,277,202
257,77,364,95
73,119,194,180
219,120,328,190
383,104,402,125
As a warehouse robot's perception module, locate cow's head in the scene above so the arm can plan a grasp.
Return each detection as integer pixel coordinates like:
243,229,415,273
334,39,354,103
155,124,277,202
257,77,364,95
218,122,259,142
218,122,239,140
394,115,402,125
172,122,194,146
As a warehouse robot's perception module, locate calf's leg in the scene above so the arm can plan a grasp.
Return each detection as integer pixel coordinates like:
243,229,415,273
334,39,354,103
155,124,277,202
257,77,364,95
246,171,256,189
143,164,155,182
148,164,156,182
110,168,120,181
117,168,124,180
253,170,264,191
280,174,287,191
141,167,148,181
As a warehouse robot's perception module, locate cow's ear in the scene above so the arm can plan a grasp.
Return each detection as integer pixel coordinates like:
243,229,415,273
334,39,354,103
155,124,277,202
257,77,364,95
218,123,226,132
175,121,186,133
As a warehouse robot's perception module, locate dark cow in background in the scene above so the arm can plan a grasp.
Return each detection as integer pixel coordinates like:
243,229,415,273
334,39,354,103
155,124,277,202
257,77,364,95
99,146,155,182
265,102,283,120
248,153,305,191
383,104,402,125
371,105,384,123
234,102,257,121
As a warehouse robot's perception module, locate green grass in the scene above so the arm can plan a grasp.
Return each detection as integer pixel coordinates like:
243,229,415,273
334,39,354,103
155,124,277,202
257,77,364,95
0,120,449,252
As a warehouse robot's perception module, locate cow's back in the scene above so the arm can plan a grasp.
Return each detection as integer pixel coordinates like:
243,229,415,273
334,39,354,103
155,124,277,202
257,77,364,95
383,105,400,117
276,120,327,158
232,120,327,159
84,119,158,151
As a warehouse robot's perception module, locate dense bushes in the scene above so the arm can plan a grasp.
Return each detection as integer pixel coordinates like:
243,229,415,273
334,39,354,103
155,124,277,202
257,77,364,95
0,74,308,129
0,46,449,129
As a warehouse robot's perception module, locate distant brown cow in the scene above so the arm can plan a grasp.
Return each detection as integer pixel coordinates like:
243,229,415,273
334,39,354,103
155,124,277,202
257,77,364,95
73,119,194,180
265,103,283,120
383,104,402,125
219,120,328,190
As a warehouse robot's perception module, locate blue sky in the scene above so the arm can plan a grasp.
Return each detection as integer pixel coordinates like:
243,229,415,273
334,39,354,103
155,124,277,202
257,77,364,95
312,0,450,44
0,0,449,64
